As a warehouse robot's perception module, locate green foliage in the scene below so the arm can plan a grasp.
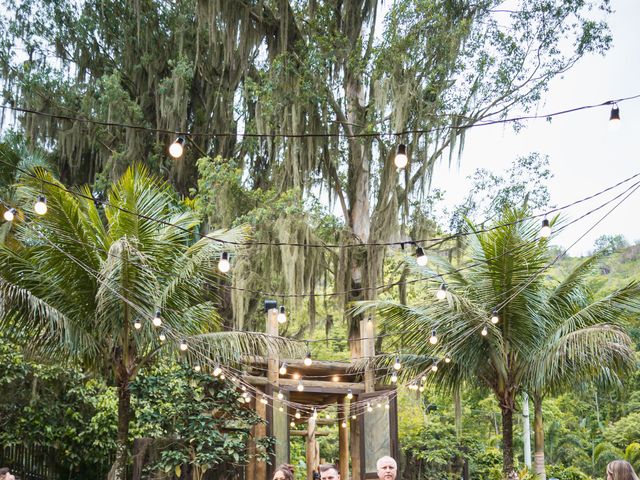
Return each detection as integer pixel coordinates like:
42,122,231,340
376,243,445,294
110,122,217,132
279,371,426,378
546,464,592,480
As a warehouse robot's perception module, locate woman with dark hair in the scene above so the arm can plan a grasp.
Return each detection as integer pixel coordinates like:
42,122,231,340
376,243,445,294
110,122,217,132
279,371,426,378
0,468,15,480
607,460,639,480
273,464,295,480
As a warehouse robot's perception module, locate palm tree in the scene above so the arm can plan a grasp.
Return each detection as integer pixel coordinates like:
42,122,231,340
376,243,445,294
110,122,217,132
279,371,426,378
523,255,636,480
0,165,299,480
356,208,640,478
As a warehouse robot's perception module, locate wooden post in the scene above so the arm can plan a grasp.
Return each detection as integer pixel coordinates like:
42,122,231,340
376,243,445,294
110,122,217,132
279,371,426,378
339,396,350,480
307,415,318,479
360,316,375,393
266,308,279,385
350,396,360,480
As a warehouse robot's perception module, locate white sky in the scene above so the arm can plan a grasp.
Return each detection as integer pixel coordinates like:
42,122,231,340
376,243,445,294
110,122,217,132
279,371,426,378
430,0,640,255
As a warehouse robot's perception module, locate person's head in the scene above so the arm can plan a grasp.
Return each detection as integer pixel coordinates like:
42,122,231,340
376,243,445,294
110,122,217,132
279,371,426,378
0,468,15,480
607,460,639,480
320,463,340,480
376,456,397,480
273,464,294,480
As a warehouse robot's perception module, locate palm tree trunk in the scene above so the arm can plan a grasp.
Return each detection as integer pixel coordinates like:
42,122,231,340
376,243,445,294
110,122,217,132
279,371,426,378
501,404,516,478
113,374,131,480
533,394,546,480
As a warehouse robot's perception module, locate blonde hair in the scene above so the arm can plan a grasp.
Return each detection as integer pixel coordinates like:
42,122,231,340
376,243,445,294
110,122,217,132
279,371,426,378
607,460,639,480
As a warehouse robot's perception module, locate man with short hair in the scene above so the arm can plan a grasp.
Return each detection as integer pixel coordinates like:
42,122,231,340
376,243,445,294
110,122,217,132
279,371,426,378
319,463,340,480
376,456,397,480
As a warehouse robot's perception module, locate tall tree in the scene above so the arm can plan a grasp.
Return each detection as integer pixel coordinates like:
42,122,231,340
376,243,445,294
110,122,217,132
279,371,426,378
355,208,640,477
0,165,298,479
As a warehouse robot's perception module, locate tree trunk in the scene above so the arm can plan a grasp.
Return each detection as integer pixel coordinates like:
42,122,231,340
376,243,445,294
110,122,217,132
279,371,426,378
522,392,532,470
500,403,516,479
113,374,131,480
533,394,546,480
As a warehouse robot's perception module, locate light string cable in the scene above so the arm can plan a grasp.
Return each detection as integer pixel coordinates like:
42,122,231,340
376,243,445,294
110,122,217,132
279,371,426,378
1,156,640,250
2,93,640,140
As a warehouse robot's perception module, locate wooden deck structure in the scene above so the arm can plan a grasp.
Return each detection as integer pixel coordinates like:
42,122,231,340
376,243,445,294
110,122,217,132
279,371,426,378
243,305,398,480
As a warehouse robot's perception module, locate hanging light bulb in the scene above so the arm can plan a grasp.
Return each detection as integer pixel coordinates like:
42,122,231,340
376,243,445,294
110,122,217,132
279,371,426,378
34,195,47,215
393,356,402,370
213,365,222,377
152,310,162,327
394,143,408,169
385,400,390,410
277,305,287,324
180,339,188,351
391,372,398,383
194,365,201,372
481,326,488,336
352,414,357,420
279,363,287,375
409,383,419,391
490,309,499,324
341,420,347,428
419,384,425,393
3,208,16,222
429,329,438,345
366,402,373,412
431,363,438,372
415,246,427,266
134,320,142,330
241,385,247,391
261,395,268,405
347,389,353,400
376,401,382,409
444,356,451,363
295,409,301,419
297,380,304,392
279,405,284,412
220,373,226,380
159,332,166,342
540,218,551,238
292,372,300,380
609,103,620,129
169,136,185,158
277,390,284,400
218,252,231,273
436,283,447,300
304,351,313,366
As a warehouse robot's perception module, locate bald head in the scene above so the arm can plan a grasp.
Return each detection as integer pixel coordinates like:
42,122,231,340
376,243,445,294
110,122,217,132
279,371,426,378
376,456,397,480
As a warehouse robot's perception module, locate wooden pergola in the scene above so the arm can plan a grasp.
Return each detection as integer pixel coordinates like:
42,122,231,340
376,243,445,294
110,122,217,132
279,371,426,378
243,306,398,480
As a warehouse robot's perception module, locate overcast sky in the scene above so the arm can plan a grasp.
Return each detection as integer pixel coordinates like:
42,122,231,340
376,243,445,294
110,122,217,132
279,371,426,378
431,0,640,255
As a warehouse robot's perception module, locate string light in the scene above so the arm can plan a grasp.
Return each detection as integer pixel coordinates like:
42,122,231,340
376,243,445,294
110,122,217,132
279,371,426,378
481,326,488,336
367,402,373,412
180,339,188,351
444,356,451,363
391,372,398,383
415,246,428,266
194,365,201,372
341,420,347,428
295,409,301,419
277,305,287,324
490,309,499,324
3,208,16,222
385,400,390,410
34,195,47,215
376,401,382,409
409,383,419,391
609,103,620,129
540,218,551,238
332,375,340,382
352,414,357,420
159,332,166,342
290,420,295,427
169,136,185,158
277,390,284,400
152,310,162,327
218,252,231,273
394,144,408,169
292,372,300,380
133,320,142,330
304,350,313,366
431,362,438,372
279,405,284,412
419,384,425,393
220,373,225,380
261,395,268,405
429,329,438,345
436,283,447,300
297,380,304,392
393,356,402,370
213,365,222,377
279,363,288,375
347,389,353,400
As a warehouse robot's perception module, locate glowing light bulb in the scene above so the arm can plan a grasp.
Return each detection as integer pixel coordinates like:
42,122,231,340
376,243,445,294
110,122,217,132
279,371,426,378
415,246,427,266
394,143,408,169
152,310,162,327
180,339,188,351
169,136,185,158
277,305,287,324
159,332,166,342
218,252,231,273
444,356,451,363
297,380,304,392
194,365,201,372
609,104,620,130
277,390,284,400
34,196,47,215
292,372,300,380
491,309,499,324
409,383,418,391
290,420,295,427
431,363,438,372
429,329,438,345
279,405,284,412
261,395,268,405
220,373,225,380
341,421,347,428
3,208,16,222
332,375,340,382
376,401,382,409
134,320,142,330
347,389,353,400
304,352,312,366
279,363,287,375
352,414,357,420
391,372,398,383
213,365,222,377
540,218,551,238
436,283,447,300
295,410,301,419
393,356,402,370
481,326,488,336
419,385,425,393
367,402,373,412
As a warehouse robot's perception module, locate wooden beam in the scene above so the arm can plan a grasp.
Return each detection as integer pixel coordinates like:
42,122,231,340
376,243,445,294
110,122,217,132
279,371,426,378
245,357,362,374
243,375,366,394
290,430,331,437
339,396,349,480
